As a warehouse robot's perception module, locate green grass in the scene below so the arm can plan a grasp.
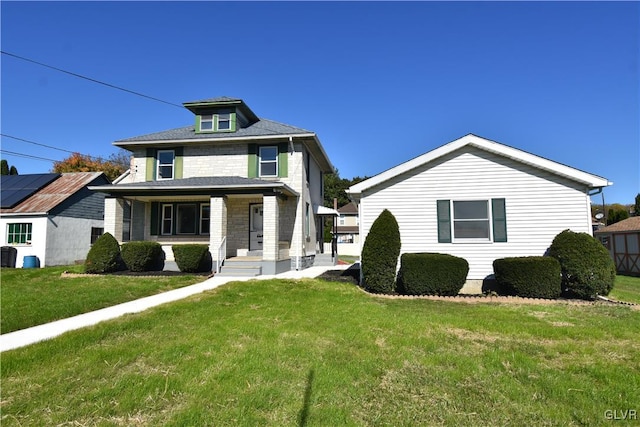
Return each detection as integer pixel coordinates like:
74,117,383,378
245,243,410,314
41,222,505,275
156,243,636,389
609,275,640,305
0,265,205,333
2,278,639,426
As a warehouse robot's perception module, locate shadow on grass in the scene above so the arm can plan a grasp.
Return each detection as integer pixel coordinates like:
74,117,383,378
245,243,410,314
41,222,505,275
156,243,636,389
316,264,360,285
298,368,315,427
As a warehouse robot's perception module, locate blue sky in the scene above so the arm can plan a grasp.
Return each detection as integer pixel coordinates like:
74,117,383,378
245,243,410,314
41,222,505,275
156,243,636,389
1,1,638,205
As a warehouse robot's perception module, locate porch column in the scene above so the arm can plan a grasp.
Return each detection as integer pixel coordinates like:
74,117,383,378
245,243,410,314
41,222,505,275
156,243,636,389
209,196,227,270
263,194,279,261
104,197,125,243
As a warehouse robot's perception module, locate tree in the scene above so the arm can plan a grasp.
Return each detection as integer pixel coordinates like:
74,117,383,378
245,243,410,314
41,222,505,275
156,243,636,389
323,169,368,208
635,193,640,216
52,150,130,182
607,203,630,225
1,159,18,175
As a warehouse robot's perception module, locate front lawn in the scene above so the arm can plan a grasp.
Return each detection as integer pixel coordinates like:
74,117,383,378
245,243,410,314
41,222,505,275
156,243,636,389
608,275,640,305
0,265,205,333
2,277,638,426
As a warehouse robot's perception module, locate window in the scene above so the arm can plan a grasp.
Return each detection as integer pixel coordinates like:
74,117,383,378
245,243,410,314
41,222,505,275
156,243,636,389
453,201,490,239
157,150,175,180
90,227,104,244
161,204,173,235
437,199,507,243
200,114,214,131
259,146,278,177
176,204,197,234
7,223,32,244
200,204,210,234
217,113,231,130
339,215,345,226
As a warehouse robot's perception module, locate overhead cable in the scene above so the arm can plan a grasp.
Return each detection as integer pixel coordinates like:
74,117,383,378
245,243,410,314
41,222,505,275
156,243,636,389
1,50,184,109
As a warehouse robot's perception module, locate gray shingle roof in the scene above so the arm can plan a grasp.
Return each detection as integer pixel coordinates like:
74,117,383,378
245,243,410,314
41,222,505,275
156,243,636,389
90,176,298,197
115,118,313,144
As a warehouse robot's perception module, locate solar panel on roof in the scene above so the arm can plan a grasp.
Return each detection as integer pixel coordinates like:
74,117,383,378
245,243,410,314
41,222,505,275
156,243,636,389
0,173,60,208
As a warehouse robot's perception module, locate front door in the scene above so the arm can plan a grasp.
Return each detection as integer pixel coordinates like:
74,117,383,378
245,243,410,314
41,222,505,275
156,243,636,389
250,204,264,251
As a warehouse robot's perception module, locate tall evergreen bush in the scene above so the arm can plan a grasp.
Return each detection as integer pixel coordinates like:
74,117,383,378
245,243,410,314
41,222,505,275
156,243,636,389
361,209,401,294
547,229,616,299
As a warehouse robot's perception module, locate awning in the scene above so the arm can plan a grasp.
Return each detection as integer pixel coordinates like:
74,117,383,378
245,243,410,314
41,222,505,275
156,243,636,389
314,205,339,216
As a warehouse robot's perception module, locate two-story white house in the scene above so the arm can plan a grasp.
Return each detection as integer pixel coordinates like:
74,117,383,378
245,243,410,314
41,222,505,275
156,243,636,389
91,97,334,275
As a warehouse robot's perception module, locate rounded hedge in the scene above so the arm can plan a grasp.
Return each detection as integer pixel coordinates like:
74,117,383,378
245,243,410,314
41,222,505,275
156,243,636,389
493,256,561,299
396,252,469,296
121,241,165,272
361,209,401,294
547,229,616,300
84,232,123,274
173,244,212,273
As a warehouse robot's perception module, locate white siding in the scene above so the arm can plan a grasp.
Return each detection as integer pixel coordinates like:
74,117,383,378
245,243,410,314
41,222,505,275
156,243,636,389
0,216,48,267
359,146,593,279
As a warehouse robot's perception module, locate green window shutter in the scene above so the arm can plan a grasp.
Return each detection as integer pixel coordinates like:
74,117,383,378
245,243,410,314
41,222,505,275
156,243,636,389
145,148,156,181
150,202,159,236
195,116,201,133
248,144,258,178
437,200,451,243
492,198,507,242
174,147,183,179
278,142,288,178
230,112,237,132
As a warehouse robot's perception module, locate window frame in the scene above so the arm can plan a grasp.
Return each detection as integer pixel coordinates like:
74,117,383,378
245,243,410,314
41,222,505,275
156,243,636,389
200,204,210,235
90,227,104,245
156,149,175,180
7,222,32,245
161,204,174,235
217,113,231,131
259,145,279,177
452,200,491,242
200,114,214,131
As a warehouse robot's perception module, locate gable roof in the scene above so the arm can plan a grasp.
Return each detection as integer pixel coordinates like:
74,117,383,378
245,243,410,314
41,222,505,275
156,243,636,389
595,216,640,233
0,172,107,215
338,202,358,214
348,134,611,195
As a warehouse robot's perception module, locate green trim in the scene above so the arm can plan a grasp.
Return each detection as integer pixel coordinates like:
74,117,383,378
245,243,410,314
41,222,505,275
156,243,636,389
145,148,156,181
174,147,183,179
248,144,258,178
195,115,201,133
437,200,451,243
491,198,507,242
278,142,288,178
230,112,237,132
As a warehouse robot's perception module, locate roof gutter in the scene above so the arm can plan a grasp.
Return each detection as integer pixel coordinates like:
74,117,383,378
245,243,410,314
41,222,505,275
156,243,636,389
114,133,318,147
0,212,48,217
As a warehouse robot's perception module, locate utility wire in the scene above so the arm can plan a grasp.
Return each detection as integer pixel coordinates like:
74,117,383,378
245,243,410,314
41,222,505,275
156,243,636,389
1,133,77,155
0,149,60,163
1,50,184,109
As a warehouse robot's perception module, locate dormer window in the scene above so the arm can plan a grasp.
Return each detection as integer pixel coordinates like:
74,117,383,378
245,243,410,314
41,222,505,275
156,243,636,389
200,114,214,131
218,113,230,130
197,112,235,133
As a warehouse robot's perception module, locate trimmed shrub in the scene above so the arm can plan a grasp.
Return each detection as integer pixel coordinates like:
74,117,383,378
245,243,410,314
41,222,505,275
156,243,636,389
173,244,212,273
396,253,469,296
121,241,165,272
84,232,123,274
361,209,401,294
493,256,561,299
547,229,616,300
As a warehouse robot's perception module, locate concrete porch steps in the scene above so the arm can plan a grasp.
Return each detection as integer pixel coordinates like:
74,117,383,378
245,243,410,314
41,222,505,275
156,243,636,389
313,253,337,267
216,257,262,277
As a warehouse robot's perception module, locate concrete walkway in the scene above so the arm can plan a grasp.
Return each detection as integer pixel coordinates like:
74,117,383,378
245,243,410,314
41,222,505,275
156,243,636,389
0,264,351,353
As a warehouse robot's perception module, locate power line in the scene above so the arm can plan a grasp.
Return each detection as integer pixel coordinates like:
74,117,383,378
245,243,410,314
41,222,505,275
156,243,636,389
1,50,184,109
0,149,60,163
1,133,77,155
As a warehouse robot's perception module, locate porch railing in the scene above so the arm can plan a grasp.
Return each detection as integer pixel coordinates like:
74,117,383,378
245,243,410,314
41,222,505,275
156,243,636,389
216,236,227,274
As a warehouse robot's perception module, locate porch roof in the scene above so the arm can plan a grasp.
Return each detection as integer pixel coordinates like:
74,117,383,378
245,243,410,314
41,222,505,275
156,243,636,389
89,176,298,198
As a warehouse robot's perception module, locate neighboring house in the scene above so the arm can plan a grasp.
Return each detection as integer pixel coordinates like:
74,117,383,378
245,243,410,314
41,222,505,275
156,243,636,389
330,202,360,256
595,216,640,276
0,172,110,267
347,134,611,292
90,97,334,274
